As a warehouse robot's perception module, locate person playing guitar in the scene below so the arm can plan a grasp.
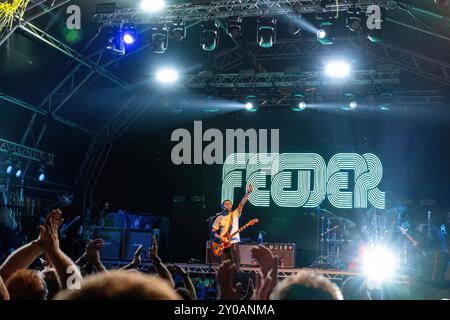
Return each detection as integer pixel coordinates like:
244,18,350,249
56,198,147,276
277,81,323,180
211,184,253,272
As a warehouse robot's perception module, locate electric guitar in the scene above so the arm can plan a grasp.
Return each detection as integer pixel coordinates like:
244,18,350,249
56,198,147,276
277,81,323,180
211,218,259,257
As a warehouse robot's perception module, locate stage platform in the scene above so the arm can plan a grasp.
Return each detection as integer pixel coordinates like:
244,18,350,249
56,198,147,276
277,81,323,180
102,260,410,284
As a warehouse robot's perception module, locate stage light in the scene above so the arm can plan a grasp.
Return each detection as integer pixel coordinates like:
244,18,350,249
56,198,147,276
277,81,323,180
38,165,46,182
227,16,243,39
156,68,179,84
122,23,137,45
6,165,13,175
349,101,358,110
362,246,398,282
170,18,186,42
123,33,134,45
257,17,276,48
245,102,254,110
15,169,22,178
299,101,306,110
201,20,219,51
151,25,169,53
346,7,362,32
316,29,326,39
140,0,165,13
325,60,351,78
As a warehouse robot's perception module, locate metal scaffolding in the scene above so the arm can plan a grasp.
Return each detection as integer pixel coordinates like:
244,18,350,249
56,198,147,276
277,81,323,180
94,0,390,26
212,37,450,87
0,138,54,165
185,70,401,88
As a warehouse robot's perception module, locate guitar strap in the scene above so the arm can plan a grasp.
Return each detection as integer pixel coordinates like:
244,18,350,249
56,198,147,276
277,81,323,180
226,212,234,235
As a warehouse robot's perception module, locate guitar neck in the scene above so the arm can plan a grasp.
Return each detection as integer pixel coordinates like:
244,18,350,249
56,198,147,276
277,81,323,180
229,223,251,238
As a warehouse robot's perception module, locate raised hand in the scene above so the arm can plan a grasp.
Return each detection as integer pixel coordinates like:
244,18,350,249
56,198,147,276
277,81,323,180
251,245,278,278
131,245,142,268
251,245,278,300
217,260,242,300
148,235,158,261
85,238,105,265
38,209,64,254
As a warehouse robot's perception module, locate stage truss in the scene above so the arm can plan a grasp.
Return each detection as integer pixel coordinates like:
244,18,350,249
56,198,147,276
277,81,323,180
102,260,410,284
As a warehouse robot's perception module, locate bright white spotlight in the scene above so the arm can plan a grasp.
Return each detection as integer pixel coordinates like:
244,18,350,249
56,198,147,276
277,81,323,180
6,165,13,175
245,102,254,110
38,173,46,182
15,169,22,178
349,101,358,110
299,101,306,110
325,60,351,78
123,33,135,45
140,0,165,13
362,246,398,282
156,68,179,84
316,29,327,39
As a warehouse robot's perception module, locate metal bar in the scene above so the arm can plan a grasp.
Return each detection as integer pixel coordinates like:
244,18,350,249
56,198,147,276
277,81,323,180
94,0,389,25
19,23,132,92
0,92,96,135
386,17,450,42
0,138,54,165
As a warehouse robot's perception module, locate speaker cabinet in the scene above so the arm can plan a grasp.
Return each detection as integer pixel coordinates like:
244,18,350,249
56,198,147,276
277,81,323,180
240,243,296,267
121,229,153,261
92,227,122,260
205,242,296,268
267,243,296,268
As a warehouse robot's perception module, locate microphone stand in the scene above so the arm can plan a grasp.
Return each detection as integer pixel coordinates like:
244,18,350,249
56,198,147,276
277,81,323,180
206,212,222,291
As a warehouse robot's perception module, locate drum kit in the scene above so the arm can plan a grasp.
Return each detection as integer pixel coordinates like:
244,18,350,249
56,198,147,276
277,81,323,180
311,206,410,270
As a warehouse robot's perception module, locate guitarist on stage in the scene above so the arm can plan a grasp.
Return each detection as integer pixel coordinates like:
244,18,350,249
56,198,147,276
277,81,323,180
212,184,253,272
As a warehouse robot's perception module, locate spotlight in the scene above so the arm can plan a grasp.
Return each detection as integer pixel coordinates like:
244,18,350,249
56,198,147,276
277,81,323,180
346,7,362,32
156,68,179,84
15,169,22,178
151,25,169,53
140,0,165,13
122,23,137,45
244,95,257,111
349,101,358,110
362,245,398,282
227,16,243,39
245,102,254,110
325,60,351,78
38,165,46,182
201,20,219,51
292,93,307,111
257,17,276,48
170,18,186,42
316,29,327,39
6,165,13,175
292,102,307,112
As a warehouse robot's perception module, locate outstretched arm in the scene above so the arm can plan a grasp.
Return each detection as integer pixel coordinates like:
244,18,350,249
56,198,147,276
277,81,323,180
237,184,253,215
120,245,142,270
148,235,175,288
40,210,82,289
0,239,43,281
